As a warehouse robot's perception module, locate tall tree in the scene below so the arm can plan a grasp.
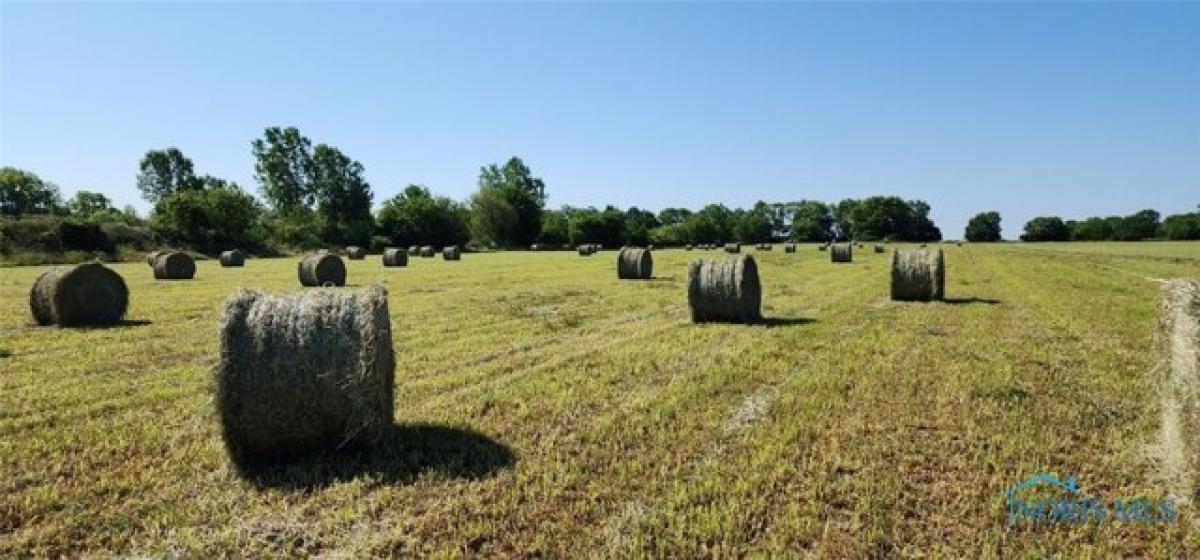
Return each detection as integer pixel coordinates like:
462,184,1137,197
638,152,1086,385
66,191,114,219
252,127,314,214
136,148,199,203
469,187,518,248
310,144,374,245
476,157,546,247
377,185,470,247
790,200,834,242
964,211,1002,242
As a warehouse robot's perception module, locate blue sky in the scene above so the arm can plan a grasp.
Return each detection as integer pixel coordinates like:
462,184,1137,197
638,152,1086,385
2,3,1197,239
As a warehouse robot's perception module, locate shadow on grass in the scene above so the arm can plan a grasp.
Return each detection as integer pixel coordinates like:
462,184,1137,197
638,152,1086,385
50,319,154,330
239,423,515,490
943,297,1002,305
691,316,816,328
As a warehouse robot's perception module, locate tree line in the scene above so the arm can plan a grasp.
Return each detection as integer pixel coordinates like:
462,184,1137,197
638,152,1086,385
1019,209,1200,242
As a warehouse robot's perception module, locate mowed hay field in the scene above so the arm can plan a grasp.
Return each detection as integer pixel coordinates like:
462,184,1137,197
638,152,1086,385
3,243,1200,557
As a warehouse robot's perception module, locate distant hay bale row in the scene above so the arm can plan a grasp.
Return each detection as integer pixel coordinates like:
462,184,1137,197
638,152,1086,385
830,243,852,263
617,247,653,280
408,245,419,255
419,246,434,258
382,248,407,267
346,246,366,260
153,251,196,280
685,244,694,251
687,255,761,323
1155,279,1200,503
889,248,944,301
298,253,346,287
784,243,796,253
530,243,543,251
724,243,741,254
215,285,394,468
220,250,245,267
443,246,461,261
29,263,128,327
756,243,773,251
578,244,596,256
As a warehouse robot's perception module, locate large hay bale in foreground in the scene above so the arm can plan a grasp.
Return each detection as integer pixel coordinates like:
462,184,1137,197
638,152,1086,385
889,248,945,301
30,263,129,327
220,250,245,267
724,243,741,254
830,243,852,263
153,251,196,280
1155,279,1200,502
298,253,346,287
419,245,434,258
442,246,461,261
382,248,408,267
617,247,653,280
215,285,395,467
346,246,366,260
687,255,762,323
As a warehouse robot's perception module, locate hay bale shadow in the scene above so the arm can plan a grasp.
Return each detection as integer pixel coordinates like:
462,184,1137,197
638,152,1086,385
238,423,515,490
943,297,1001,305
691,316,815,328
35,319,153,330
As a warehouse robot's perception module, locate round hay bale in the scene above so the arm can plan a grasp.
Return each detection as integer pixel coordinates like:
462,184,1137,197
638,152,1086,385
874,244,885,254
759,244,773,251
530,243,542,251
830,243,852,263
215,285,394,468
382,247,408,267
724,243,741,254
346,246,366,260
889,248,945,301
419,245,434,258
146,250,166,266
1153,279,1200,501
153,251,196,280
578,245,594,256
617,247,653,280
29,263,129,327
220,250,246,267
687,255,762,323
784,243,796,253
685,244,694,251
298,253,346,287
408,245,419,255
442,246,461,261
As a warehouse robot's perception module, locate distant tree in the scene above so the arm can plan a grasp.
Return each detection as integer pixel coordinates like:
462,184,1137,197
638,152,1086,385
475,157,546,246
469,187,518,248
624,207,660,246
1069,217,1113,241
1020,216,1070,242
1111,209,1160,241
65,191,114,219
657,207,692,226
964,211,1002,242
539,210,570,246
377,185,470,248
0,167,62,216
832,199,860,240
252,126,314,214
151,181,264,251
310,144,374,245
842,196,940,241
680,204,733,244
732,207,773,243
648,223,688,247
567,206,626,247
136,148,200,203
789,200,835,242
1162,211,1200,240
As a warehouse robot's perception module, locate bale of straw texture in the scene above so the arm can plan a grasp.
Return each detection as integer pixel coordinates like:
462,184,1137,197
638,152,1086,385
382,248,408,267
724,243,741,254
1154,279,1200,502
419,245,434,258
889,248,945,302
146,250,166,266
687,255,762,323
30,263,129,327
298,253,346,287
784,243,796,253
215,285,395,467
442,246,461,261
153,251,196,280
578,245,594,256
346,246,366,260
830,243,852,263
617,247,653,280
220,250,246,267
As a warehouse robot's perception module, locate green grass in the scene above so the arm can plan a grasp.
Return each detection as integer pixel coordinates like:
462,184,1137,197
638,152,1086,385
2,242,1200,556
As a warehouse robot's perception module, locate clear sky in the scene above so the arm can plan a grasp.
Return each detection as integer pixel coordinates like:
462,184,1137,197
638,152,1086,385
2,2,1197,239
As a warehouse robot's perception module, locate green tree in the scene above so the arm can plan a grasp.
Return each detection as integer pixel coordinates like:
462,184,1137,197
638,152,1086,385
1161,211,1200,240
137,148,199,203
0,167,62,216
790,200,834,242
658,208,693,226
681,204,733,244
65,191,113,219
310,144,374,245
567,206,626,247
377,185,470,248
624,207,660,246
1020,216,1070,242
1111,209,1160,241
732,206,773,243
539,210,570,246
1069,217,1113,241
469,187,517,248
252,126,314,214
475,157,546,247
151,182,264,251
964,211,1002,242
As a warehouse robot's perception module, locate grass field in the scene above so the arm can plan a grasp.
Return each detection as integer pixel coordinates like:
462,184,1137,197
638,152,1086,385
3,242,1200,557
